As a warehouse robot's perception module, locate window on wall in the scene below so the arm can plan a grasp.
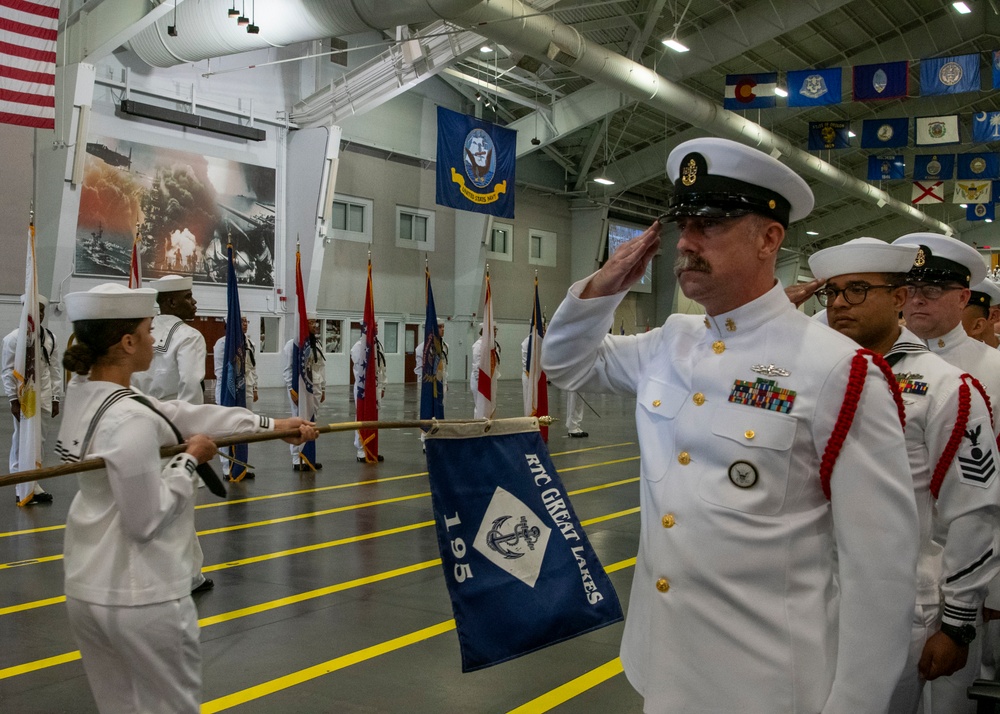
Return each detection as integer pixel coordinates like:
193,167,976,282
259,316,281,353
396,206,435,251
323,319,343,354
383,322,399,353
329,194,373,243
528,228,557,267
487,222,513,261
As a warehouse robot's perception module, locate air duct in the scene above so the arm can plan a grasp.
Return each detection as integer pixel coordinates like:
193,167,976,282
127,0,483,68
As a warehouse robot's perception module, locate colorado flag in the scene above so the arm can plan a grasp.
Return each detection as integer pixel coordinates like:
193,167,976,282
724,73,777,110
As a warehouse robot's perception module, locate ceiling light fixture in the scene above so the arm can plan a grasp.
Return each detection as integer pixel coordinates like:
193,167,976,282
775,87,788,97
228,3,239,18
806,230,819,235
594,176,615,185
987,218,994,223
961,203,969,208
167,0,178,36
594,114,616,186
848,131,856,138
662,38,689,53
246,0,259,33
953,2,973,14
237,1,249,26
480,45,493,53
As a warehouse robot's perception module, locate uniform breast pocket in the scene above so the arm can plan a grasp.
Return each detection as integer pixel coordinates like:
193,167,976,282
698,404,797,515
636,378,687,483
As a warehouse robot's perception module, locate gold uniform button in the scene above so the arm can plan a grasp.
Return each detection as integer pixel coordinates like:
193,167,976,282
712,340,725,354
692,392,705,406
744,430,755,440
652,399,661,408
662,513,676,528
656,578,670,592
677,451,690,465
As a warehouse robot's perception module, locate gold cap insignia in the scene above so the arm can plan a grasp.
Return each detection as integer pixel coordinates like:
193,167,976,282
914,248,926,267
768,199,776,209
681,158,698,187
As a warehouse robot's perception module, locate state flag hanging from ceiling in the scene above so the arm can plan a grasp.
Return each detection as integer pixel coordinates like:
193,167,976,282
808,121,850,150
723,73,777,110
914,154,955,180
968,202,995,221
787,68,842,107
992,51,1000,90
920,54,981,96
915,115,961,146
973,111,1000,143
436,107,515,219
954,180,992,204
868,154,905,181
424,417,623,672
853,61,909,101
860,117,908,148
912,181,945,205
957,153,1000,180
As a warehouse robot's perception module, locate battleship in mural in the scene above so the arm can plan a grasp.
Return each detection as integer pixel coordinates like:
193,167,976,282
74,136,276,287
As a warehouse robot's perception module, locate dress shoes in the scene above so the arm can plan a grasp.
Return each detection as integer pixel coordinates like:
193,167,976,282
356,455,385,463
191,578,214,594
568,431,589,438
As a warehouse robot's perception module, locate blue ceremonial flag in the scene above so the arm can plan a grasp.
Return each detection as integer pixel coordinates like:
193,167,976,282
808,121,850,150
973,111,1000,143
860,117,908,148
787,68,841,107
419,267,445,427
920,53,980,96
425,419,623,672
853,61,909,101
914,154,956,180
968,202,995,221
724,73,777,110
868,154,905,181
958,152,1000,180
220,242,248,478
993,51,1000,89
436,107,515,219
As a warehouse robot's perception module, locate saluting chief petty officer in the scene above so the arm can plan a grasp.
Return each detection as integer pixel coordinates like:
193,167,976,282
808,237,1000,713
542,137,919,713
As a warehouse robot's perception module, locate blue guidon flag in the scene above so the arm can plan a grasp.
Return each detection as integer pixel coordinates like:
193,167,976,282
425,418,623,672
436,107,515,219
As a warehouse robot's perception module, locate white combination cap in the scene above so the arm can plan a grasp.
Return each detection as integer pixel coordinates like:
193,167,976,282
664,137,814,225
19,294,49,307
892,233,987,287
149,274,193,293
65,283,157,322
808,237,919,280
969,279,1000,309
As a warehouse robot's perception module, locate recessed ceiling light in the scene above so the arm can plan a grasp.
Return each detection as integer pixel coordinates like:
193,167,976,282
953,2,972,14
594,176,616,185
774,87,788,97
806,231,819,235
480,45,493,53
662,39,689,53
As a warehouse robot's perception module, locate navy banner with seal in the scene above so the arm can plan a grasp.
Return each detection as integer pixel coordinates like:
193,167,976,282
435,107,516,219
425,417,622,672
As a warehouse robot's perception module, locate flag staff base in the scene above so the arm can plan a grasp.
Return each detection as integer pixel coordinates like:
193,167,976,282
0,416,556,489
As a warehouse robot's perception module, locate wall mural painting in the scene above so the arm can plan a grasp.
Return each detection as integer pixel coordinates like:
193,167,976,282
75,137,276,287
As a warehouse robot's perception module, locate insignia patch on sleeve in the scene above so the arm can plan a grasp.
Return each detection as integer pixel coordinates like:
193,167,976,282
957,424,997,487
729,377,796,414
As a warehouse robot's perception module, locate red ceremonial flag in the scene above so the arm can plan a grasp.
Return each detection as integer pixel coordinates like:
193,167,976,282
357,258,379,462
0,0,59,130
128,223,143,288
523,276,548,442
475,270,497,419
293,246,319,467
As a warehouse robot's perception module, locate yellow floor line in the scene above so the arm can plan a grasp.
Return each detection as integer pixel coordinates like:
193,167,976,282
201,621,458,713
0,443,636,538
507,659,625,714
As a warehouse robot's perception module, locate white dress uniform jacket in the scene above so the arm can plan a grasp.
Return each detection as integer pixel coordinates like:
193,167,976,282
1,326,62,411
927,322,1000,434
131,315,206,404
56,380,274,606
542,280,918,714
213,335,258,406
283,338,326,404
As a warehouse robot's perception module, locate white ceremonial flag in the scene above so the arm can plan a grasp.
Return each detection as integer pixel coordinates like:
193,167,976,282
915,115,960,146
911,181,945,204
14,224,43,483
954,180,992,204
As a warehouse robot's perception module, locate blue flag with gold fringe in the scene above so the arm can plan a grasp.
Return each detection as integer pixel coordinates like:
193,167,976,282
425,418,623,672
420,267,445,425
436,107,516,219
220,242,249,478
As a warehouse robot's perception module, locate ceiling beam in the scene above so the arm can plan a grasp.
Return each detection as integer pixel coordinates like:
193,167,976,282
61,0,184,65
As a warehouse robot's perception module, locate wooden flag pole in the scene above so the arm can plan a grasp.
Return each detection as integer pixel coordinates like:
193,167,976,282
0,417,555,489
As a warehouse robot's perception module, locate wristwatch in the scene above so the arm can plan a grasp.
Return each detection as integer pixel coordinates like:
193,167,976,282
940,622,976,646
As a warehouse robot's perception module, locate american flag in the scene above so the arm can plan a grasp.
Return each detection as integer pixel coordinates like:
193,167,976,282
0,0,59,130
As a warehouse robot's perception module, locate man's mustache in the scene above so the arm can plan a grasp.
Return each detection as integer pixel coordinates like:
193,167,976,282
674,253,712,277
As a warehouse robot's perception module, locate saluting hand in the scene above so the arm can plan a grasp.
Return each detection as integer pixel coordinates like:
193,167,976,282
581,221,661,299
785,278,824,308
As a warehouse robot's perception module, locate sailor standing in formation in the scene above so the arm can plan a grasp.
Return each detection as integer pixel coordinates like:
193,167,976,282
542,137,919,713
807,237,1000,713
283,316,326,470
214,316,258,480
2,294,61,505
56,283,317,714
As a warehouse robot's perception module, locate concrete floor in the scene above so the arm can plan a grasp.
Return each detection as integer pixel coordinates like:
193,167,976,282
0,381,644,713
